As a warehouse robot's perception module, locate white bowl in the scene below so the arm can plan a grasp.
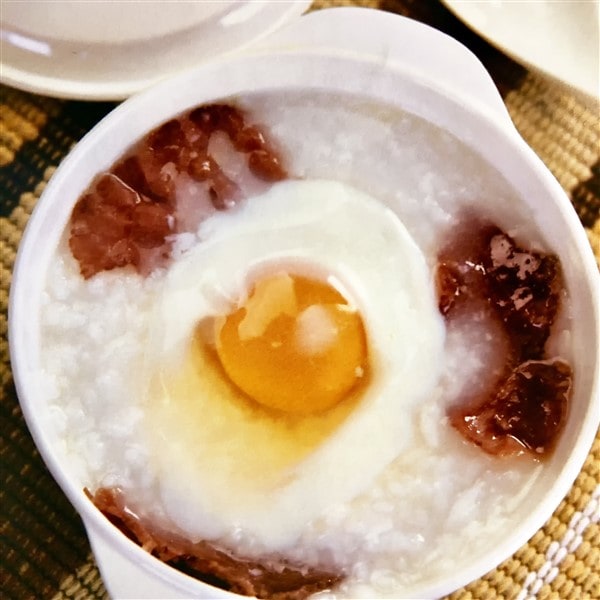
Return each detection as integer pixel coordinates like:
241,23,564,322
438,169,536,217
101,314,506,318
9,8,600,599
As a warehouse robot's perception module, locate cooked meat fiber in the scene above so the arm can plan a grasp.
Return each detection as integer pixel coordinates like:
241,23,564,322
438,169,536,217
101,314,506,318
88,487,343,600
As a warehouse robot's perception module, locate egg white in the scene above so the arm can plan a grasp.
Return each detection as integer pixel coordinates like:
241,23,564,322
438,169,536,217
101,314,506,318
141,179,445,552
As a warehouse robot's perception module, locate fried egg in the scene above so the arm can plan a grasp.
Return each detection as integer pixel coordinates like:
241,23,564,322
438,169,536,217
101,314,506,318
142,179,445,551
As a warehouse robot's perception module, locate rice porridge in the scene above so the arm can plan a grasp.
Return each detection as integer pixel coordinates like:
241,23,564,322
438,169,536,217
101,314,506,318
39,91,572,599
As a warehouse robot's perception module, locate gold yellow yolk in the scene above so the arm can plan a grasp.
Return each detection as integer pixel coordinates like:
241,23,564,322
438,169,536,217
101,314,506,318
212,273,368,415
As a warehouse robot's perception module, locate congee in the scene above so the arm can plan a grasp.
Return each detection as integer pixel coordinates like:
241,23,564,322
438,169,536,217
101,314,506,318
40,91,572,599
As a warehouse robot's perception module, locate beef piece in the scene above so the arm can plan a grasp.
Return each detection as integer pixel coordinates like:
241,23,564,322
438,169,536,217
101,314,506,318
436,214,571,458
87,487,343,600
69,174,171,278
449,359,572,456
436,219,562,361
69,103,288,278
188,104,287,182
484,231,563,360
248,150,287,182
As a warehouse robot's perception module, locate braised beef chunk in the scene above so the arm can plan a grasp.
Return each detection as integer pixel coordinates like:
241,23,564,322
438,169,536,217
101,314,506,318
189,104,245,137
248,149,287,182
436,215,572,458
449,359,572,456
187,104,286,182
88,487,343,600
484,231,562,360
436,219,562,360
69,103,286,279
69,174,172,278
436,222,500,317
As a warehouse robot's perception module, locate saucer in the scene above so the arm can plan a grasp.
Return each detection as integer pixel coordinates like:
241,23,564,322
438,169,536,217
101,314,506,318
0,0,311,100
442,0,599,100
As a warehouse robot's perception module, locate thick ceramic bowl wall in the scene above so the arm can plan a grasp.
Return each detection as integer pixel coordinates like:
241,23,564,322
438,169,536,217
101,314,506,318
9,9,599,599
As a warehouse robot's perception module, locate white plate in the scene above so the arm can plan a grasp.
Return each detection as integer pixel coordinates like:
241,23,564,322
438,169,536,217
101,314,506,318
442,0,600,100
0,0,311,101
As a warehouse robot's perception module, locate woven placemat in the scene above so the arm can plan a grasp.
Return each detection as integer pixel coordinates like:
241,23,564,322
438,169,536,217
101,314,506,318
1,1,598,599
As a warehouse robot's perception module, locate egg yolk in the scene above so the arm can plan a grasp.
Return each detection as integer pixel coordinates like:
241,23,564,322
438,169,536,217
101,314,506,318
213,273,368,415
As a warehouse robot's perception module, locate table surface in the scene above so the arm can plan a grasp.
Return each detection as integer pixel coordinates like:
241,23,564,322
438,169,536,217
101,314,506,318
1,1,599,599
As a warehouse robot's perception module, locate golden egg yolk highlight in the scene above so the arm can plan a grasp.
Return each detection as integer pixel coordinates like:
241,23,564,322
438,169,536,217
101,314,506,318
214,273,368,415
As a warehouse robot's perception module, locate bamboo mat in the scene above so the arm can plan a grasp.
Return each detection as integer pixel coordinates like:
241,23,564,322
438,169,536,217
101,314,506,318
1,1,599,599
